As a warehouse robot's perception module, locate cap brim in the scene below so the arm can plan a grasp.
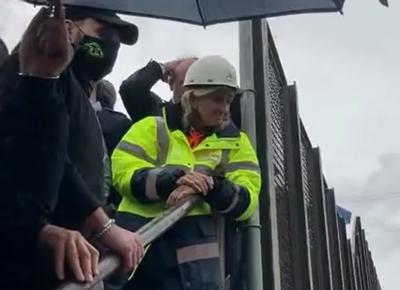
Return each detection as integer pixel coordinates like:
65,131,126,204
65,6,138,45
98,15,139,45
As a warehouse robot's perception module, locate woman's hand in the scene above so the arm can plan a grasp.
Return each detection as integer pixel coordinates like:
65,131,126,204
176,171,214,195
166,185,198,207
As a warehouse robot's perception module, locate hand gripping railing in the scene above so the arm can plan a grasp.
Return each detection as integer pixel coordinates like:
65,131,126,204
56,196,201,290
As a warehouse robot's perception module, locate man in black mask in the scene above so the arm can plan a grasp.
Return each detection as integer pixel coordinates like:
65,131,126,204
59,5,138,210
0,2,143,289
65,7,128,88
48,5,138,216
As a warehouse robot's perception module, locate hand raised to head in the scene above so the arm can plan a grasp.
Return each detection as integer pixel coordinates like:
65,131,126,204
20,0,74,77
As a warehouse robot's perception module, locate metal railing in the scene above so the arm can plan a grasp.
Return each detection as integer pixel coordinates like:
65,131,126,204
56,196,201,290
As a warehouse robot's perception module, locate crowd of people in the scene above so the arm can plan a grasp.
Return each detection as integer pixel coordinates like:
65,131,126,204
0,1,261,290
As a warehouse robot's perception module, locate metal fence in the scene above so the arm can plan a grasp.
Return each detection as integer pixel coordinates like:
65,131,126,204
59,18,382,290
240,19,382,290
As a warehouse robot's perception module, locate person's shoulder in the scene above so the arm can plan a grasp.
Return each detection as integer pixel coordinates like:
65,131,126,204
150,91,164,104
238,131,254,146
123,115,164,140
102,108,128,117
99,108,130,124
132,115,161,126
59,66,76,86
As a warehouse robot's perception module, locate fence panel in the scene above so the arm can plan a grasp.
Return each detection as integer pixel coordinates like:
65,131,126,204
325,189,344,290
266,31,295,290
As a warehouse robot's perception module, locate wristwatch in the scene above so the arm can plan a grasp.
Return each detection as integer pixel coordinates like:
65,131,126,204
18,72,60,80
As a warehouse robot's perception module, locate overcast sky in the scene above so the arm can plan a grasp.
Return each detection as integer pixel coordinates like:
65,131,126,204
1,0,399,288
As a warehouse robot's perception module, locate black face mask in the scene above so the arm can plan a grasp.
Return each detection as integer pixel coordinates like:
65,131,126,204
71,35,120,84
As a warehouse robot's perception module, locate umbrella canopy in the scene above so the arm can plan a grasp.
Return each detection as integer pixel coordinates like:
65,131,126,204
379,0,389,7
24,0,345,26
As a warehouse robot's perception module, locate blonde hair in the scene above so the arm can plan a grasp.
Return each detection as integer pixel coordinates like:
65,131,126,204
180,90,195,129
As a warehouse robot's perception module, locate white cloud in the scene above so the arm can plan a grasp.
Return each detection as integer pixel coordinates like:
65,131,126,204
336,153,400,290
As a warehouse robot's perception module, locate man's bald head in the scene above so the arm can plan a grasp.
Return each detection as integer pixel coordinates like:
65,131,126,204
0,39,9,66
168,57,197,103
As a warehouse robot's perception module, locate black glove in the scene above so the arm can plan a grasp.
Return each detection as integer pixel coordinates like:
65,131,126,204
205,177,251,218
155,167,186,199
130,167,185,203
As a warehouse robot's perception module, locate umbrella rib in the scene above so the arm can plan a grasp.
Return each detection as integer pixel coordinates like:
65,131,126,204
331,0,345,13
195,0,206,27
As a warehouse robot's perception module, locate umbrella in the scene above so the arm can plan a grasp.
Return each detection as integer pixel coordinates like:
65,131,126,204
24,0,345,26
379,0,389,7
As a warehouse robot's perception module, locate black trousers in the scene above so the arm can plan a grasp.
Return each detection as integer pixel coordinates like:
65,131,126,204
106,213,222,290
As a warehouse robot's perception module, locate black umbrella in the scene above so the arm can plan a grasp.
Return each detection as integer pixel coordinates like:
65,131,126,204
379,0,389,7
24,0,345,26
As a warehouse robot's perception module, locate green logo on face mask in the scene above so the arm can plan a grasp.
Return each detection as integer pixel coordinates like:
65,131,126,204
82,42,104,59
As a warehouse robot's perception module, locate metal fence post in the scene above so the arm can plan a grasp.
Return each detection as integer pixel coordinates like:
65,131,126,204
310,148,332,290
283,84,313,290
337,216,351,290
325,189,344,290
239,18,280,290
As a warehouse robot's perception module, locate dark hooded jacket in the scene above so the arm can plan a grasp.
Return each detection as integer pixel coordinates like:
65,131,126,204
0,54,103,289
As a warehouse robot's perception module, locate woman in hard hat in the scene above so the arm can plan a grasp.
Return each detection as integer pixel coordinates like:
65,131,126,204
110,55,261,290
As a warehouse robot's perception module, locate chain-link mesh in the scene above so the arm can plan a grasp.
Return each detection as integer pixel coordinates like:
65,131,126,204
267,38,294,290
263,24,382,290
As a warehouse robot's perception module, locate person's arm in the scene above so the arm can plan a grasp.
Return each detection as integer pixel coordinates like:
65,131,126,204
9,77,141,281
0,73,99,282
3,75,69,243
205,133,261,221
4,3,142,283
120,61,164,122
112,117,185,203
57,159,101,226
82,208,143,272
39,206,143,282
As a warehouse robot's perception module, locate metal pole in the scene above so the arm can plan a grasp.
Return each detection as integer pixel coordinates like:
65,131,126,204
238,20,263,290
56,196,201,290
239,19,280,290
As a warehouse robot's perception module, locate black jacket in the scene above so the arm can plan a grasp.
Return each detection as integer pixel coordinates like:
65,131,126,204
0,55,102,288
96,107,131,156
120,60,242,128
96,106,132,211
0,39,8,67
120,60,165,123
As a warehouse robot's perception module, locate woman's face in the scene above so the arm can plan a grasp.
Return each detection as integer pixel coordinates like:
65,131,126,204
192,89,234,128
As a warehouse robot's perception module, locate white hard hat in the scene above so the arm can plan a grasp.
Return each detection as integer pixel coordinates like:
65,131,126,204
183,55,239,94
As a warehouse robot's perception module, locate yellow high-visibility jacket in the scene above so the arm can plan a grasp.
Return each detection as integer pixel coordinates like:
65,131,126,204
112,113,261,221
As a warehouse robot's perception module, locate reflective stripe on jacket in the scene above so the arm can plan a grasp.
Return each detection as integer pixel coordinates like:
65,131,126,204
112,115,261,221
